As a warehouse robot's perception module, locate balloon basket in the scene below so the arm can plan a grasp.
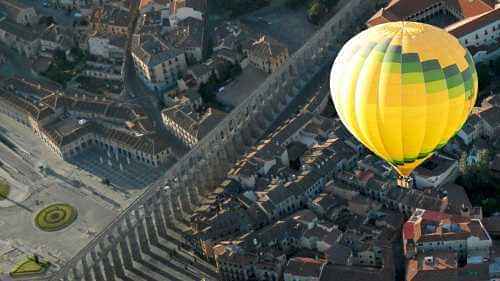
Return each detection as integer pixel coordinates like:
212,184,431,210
397,176,413,189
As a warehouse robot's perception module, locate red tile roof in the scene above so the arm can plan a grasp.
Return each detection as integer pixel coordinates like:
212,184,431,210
285,257,325,278
403,222,415,240
367,8,398,26
422,210,451,222
447,7,500,37
367,0,496,27
449,0,495,17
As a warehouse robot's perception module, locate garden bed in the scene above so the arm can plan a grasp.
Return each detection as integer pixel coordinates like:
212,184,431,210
34,203,78,232
9,256,50,278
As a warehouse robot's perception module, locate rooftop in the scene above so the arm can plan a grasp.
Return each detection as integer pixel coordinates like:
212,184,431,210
248,35,288,61
100,5,131,27
320,263,389,281
132,34,184,67
414,154,457,178
162,102,226,140
479,105,500,128
403,209,491,243
0,18,38,42
284,257,325,278
367,0,496,26
447,6,500,37
406,251,491,281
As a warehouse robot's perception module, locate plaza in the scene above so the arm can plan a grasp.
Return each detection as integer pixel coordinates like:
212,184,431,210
0,112,167,275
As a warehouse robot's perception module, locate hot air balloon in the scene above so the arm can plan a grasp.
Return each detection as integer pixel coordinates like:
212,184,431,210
330,21,478,187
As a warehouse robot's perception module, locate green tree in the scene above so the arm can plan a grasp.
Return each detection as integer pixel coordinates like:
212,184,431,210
198,72,219,103
476,63,491,92
286,0,307,9
321,0,339,8
481,198,498,215
494,57,500,75
457,148,492,188
308,1,323,24
229,63,242,78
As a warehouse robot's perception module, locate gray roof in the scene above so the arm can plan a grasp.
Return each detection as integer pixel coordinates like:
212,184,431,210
189,63,212,79
414,154,457,178
272,112,314,144
0,18,38,42
42,117,96,146
479,106,500,128
324,243,352,265
173,16,204,49
109,34,127,48
101,5,130,27
132,34,184,67
266,184,294,205
386,187,443,211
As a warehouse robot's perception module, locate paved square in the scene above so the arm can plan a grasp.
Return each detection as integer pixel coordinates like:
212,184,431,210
241,6,319,53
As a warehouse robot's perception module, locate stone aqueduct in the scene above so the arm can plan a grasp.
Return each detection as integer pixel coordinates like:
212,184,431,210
25,1,380,280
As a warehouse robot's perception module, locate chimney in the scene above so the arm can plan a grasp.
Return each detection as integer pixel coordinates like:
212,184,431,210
424,256,434,267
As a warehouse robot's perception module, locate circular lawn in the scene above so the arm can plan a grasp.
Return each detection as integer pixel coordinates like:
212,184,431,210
35,203,78,232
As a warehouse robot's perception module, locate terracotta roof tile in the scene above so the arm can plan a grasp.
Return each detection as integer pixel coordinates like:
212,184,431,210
447,7,500,37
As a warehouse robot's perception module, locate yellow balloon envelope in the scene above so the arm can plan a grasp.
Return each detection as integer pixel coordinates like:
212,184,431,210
330,21,478,177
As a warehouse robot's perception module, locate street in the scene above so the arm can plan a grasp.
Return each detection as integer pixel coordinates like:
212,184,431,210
121,5,189,158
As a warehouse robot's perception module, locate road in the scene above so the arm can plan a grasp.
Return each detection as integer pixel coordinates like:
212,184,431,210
121,5,189,158
119,2,216,280
0,141,42,183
